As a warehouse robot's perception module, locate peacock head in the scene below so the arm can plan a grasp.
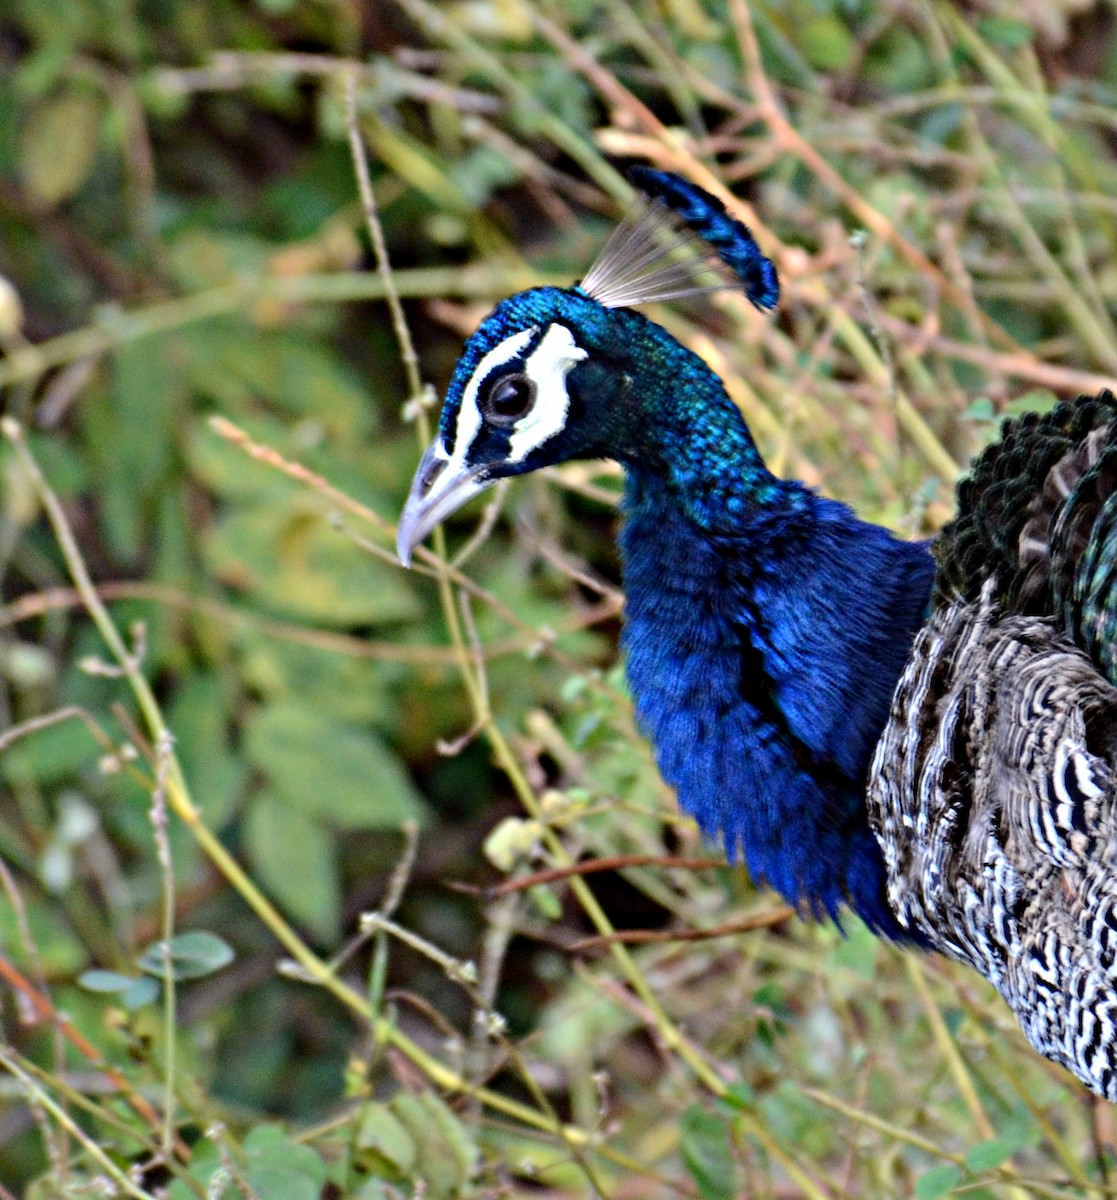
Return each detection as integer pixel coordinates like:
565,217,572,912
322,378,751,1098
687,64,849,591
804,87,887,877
397,169,779,566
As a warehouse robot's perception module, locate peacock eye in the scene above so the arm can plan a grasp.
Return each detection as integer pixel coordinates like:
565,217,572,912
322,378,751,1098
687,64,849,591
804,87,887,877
481,373,536,424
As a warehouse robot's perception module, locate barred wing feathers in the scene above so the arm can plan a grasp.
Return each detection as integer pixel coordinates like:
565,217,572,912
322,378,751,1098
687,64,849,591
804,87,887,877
869,392,1117,1099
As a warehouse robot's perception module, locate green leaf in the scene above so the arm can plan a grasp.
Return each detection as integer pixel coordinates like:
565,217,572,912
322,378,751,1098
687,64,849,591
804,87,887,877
203,500,420,626
166,1138,221,1200
168,672,247,830
752,982,786,1013
79,969,136,993
19,89,103,206
721,1082,756,1111
914,1164,963,1200
964,396,995,423
918,102,964,147
244,794,340,941
828,917,879,979
13,43,71,97
183,324,374,436
356,1104,417,1176
528,883,562,920
1002,390,1058,417
137,931,235,980
164,229,273,292
0,715,98,786
121,977,161,1009
22,430,88,499
390,1092,477,1199
186,411,296,504
245,701,428,829
82,336,185,560
235,633,389,727
680,1104,737,1200
354,1182,399,1200
452,145,521,207
800,16,856,72
266,336,373,432
965,1138,1019,1172
0,896,85,975
243,1124,327,1200
976,17,1034,49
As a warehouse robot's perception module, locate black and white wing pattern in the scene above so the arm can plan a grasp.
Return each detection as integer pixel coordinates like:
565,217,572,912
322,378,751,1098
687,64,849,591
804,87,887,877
868,392,1117,1099
870,594,1117,1097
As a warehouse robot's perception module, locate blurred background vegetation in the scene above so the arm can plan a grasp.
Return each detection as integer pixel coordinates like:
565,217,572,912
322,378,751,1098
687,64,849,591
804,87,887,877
3,0,1117,1196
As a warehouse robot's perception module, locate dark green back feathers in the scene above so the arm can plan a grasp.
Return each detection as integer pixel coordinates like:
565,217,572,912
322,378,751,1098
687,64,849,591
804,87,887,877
934,390,1117,683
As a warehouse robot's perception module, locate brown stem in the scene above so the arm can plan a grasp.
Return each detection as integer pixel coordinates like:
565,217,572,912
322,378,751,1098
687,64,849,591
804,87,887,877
569,905,794,952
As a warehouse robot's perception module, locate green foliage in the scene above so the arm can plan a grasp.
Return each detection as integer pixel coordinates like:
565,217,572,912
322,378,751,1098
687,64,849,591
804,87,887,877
365,1093,478,1197
135,930,235,979
79,929,234,1008
168,1125,330,1200
2,0,1117,1196
18,89,105,208
680,1104,738,1200
914,1164,963,1200
964,1137,1022,1172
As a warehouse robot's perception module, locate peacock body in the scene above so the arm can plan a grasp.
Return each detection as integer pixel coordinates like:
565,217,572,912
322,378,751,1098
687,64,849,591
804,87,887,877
398,168,1117,1098
869,393,1117,1099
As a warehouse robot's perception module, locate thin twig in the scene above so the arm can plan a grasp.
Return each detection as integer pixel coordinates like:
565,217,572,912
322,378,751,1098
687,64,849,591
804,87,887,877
0,705,114,756
0,1048,159,1200
449,853,727,900
0,263,538,389
569,905,794,952
344,72,423,402
149,731,177,1157
904,957,995,1140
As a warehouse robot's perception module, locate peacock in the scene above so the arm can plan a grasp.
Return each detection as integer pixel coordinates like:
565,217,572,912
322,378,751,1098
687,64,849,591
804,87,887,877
397,167,1117,1098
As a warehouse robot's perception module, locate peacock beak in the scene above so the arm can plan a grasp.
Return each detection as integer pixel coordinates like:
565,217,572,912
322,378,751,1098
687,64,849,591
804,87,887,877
396,440,491,567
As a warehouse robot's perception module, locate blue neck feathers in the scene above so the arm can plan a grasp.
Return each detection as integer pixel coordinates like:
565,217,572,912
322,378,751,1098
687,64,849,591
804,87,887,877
615,349,794,528
615,375,934,938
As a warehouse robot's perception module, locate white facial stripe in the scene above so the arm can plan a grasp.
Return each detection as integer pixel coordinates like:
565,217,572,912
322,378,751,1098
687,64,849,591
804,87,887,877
449,327,535,461
507,324,588,463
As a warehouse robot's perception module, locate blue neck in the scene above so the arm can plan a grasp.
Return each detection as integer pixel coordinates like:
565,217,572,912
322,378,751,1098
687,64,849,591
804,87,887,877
618,451,934,940
612,352,794,528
